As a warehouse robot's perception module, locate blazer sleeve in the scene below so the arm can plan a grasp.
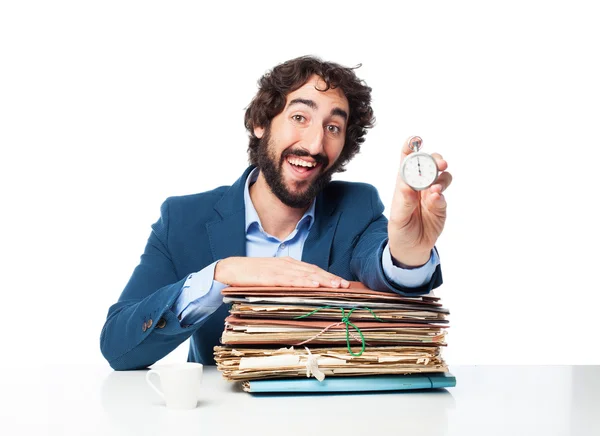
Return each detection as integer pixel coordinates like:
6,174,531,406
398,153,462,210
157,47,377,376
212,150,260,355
349,187,443,295
100,199,202,370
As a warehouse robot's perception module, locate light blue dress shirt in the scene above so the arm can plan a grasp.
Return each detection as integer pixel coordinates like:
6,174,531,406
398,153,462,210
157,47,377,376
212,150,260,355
173,168,439,324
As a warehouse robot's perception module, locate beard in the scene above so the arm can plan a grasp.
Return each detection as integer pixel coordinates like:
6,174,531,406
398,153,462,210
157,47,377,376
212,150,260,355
256,128,343,209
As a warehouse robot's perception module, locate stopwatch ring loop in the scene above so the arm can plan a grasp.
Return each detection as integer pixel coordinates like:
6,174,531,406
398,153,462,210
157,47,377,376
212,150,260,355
408,136,423,152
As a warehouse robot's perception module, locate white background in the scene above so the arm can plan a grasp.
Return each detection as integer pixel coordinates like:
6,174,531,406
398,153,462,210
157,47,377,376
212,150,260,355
1,0,599,367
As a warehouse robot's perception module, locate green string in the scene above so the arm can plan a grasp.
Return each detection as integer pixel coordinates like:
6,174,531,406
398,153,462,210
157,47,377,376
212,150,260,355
294,306,384,356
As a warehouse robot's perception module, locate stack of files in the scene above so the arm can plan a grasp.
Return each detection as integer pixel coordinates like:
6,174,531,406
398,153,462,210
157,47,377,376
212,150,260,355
214,281,453,392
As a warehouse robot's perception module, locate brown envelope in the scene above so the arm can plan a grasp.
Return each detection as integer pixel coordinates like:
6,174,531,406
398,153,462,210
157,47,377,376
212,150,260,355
225,315,449,330
221,281,442,306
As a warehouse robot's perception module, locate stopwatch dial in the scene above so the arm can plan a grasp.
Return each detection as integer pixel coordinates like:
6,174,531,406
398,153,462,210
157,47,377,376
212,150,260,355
402,154,438,190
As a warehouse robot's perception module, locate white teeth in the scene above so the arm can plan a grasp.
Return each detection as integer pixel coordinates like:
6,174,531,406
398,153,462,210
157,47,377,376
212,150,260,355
287,158,317,168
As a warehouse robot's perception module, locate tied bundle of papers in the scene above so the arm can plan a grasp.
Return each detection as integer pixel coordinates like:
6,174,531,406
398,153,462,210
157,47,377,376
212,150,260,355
214,282,452,391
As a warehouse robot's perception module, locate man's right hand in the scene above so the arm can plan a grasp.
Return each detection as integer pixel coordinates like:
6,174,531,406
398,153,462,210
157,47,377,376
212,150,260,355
214,256,350,288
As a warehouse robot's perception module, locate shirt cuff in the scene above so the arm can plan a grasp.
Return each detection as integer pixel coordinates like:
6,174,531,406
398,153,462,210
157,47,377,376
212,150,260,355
172,261,228,325
381,242,439,288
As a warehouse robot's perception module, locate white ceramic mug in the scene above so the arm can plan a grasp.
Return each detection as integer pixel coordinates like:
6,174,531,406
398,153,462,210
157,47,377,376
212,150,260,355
145,362,203,409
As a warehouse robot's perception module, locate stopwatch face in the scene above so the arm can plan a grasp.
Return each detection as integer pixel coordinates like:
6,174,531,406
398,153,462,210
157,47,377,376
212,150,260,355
401,152,439,190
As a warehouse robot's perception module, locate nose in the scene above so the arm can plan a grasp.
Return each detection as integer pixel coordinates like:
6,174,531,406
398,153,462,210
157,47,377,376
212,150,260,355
303,124,325,156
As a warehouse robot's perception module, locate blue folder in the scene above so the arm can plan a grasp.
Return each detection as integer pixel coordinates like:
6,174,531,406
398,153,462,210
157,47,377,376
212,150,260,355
244,373,456,393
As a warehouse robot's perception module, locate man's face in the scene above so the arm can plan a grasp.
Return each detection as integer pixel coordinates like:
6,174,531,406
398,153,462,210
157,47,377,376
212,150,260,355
254,75,349,208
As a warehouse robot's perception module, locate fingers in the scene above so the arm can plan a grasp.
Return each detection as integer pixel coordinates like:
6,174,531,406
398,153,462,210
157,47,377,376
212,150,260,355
423,152,451,198
282,257,350,288
430,171,453,193
424,190,447,212
423,171,452,212
227,257,351,289
431,153,448,172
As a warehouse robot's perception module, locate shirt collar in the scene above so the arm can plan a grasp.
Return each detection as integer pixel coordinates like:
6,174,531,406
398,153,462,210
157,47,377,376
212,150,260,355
244,167,316,234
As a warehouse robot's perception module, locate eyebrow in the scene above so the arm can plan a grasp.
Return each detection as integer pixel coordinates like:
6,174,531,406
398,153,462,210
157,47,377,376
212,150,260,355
288,98,348,121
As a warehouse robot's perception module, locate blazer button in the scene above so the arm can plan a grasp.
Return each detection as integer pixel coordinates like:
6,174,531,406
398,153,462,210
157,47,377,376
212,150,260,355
147,319,153,328
156,318,167,329
142,321,148,332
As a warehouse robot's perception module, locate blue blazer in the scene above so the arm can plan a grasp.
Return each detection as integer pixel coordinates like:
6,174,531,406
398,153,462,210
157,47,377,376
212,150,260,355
100,166,442,370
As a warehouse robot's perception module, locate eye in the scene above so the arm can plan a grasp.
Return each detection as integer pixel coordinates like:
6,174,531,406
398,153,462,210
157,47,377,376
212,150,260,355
327,125,341,135
292,114,306,123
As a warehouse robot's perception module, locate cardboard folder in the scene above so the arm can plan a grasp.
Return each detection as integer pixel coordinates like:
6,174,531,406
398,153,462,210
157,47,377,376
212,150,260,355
221,281,442,305
241,373,456,393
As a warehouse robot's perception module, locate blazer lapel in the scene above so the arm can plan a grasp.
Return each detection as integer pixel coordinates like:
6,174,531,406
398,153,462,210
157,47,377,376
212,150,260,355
205,166,255,262
206,213,246,261
302,190,341,270
206,167,343,270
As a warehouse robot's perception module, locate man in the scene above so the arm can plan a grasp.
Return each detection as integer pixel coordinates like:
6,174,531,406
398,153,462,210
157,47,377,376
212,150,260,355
100,56,452,370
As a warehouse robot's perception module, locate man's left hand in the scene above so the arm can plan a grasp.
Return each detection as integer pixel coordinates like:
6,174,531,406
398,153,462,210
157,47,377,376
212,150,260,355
388,136,453,267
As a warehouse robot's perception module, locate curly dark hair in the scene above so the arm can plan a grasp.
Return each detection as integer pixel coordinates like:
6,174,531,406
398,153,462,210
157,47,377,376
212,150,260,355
244,55,375,172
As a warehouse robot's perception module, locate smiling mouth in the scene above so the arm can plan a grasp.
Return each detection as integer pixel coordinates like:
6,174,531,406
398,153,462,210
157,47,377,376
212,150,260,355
285,157,321,179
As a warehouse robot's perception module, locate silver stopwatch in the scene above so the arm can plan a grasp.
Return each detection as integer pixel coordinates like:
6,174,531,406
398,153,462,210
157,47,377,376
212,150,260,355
400,136,439,191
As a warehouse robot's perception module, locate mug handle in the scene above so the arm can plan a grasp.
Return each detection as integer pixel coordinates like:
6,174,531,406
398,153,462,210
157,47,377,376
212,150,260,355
146,370,165,399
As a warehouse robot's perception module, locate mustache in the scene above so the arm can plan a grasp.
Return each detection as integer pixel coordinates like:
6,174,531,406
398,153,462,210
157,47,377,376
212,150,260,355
281,148,328,167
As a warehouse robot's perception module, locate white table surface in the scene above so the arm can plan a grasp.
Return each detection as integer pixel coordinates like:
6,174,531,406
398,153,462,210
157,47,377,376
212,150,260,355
5,364,599,435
